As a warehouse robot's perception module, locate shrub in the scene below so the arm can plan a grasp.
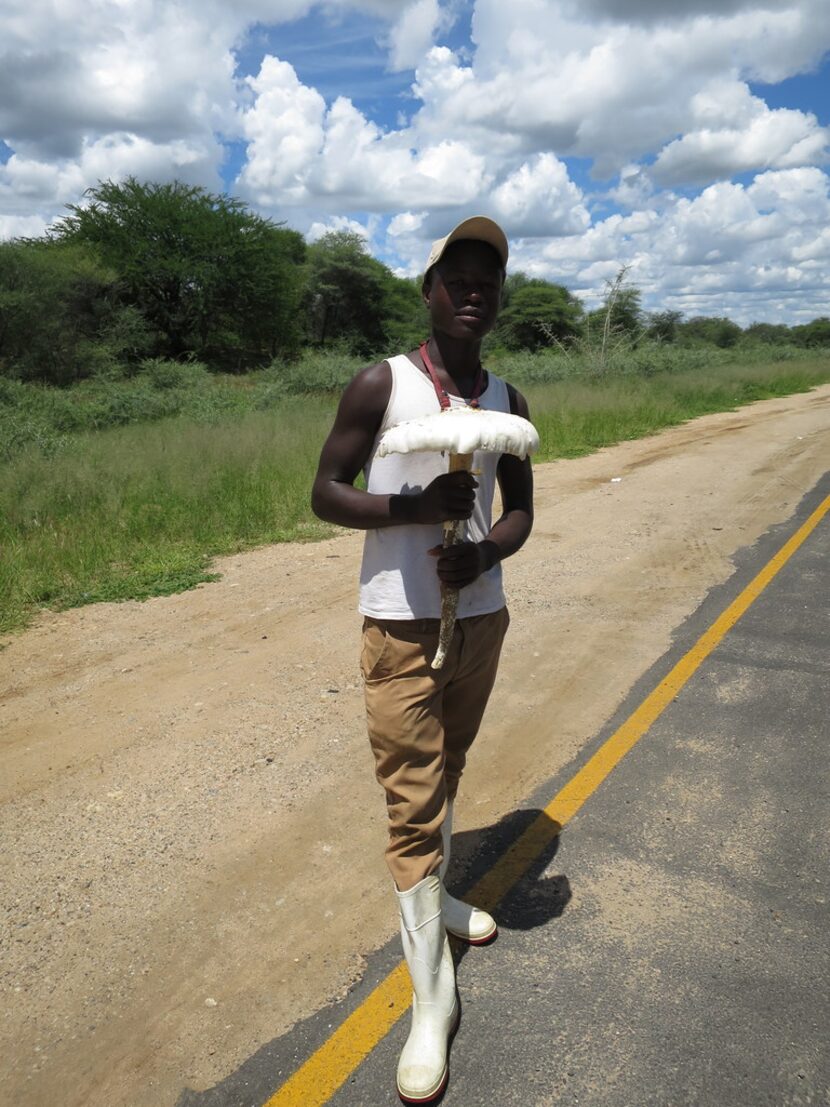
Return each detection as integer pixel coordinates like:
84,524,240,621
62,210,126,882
138,357,210,391
0,239,149,385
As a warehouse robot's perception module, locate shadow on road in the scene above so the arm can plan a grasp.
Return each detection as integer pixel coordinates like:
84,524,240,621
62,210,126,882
175,806,570,1107
447,806,572,941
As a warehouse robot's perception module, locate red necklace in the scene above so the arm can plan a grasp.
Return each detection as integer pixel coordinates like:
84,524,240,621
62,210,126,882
419,341,485,411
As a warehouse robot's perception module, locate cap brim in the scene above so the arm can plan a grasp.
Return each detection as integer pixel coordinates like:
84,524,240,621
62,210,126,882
425,216,508,273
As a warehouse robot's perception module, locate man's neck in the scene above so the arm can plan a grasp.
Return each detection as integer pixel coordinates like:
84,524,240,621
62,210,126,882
425,333,483,391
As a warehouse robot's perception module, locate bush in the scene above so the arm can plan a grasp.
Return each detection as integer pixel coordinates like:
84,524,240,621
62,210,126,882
138,358,210,390
0,239,151,385
265,347,365,395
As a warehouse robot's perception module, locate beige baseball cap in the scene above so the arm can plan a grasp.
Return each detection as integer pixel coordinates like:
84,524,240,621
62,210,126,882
424,215,509,273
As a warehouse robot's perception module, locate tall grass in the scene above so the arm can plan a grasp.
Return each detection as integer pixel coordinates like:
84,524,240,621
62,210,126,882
1,352,828,635
523,358,830,459
0,350,366,463
1,397,336,631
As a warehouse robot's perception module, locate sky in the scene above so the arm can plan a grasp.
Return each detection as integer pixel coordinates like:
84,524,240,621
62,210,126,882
1,0,829,324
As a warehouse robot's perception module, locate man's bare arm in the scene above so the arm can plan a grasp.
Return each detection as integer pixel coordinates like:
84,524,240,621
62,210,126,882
484,382,534,563
310,361,478,530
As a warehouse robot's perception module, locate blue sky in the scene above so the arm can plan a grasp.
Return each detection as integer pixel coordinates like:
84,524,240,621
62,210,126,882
751,66,830,122
1,0,829,323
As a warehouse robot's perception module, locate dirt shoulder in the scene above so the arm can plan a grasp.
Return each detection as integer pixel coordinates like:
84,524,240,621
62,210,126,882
2,384,829,1107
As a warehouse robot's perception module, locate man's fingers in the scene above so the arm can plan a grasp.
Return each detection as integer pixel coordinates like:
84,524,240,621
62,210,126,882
436,472,478,492
434,543,483,583
442,488,476,510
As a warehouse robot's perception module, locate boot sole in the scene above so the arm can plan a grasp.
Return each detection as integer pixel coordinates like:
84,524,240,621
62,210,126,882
446,923,498,946
396,1004,461,1104
397,1067,449,1105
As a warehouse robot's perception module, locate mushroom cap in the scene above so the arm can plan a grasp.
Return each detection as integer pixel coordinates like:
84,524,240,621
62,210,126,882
376,407,539,460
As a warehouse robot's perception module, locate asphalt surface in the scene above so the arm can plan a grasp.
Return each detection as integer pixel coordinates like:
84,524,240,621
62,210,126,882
178,473,830,1107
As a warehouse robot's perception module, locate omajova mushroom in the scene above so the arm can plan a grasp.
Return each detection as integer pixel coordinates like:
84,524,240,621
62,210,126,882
376,405,539,669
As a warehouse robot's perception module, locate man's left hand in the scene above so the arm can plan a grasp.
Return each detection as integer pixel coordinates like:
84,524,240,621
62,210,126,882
428,540,496,589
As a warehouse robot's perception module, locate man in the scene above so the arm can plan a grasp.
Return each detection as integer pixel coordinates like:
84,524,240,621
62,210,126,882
311,216,534,1103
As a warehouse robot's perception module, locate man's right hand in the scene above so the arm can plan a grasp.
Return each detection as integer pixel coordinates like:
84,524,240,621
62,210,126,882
414,470,478,524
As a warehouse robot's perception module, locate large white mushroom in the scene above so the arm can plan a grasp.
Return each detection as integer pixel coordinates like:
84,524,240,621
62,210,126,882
376,407,539,669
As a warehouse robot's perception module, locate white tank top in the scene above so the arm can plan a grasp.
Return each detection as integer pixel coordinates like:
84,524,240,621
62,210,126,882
359,354,510,620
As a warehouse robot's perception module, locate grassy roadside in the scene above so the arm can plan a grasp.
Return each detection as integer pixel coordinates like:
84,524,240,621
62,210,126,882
2,355,828,636
527,359,830,458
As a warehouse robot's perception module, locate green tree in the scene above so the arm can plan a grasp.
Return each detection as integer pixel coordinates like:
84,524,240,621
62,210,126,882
677,316,742,348
304,230,418,357
383,274,428,352
743,322,792,345
646,309,683,344
500,270,536,309
0,239,151,384
790,317,830,347
52,177,305,369
495,281,583,350
586,285,643,339
304,231,387,354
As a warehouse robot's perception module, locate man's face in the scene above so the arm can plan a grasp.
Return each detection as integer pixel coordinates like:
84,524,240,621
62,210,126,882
423,239,504,341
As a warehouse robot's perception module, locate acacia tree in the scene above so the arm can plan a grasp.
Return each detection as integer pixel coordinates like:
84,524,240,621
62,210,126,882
383,274,429,351
585,268,643,341
646,309,683,344
0,239,150,383
495,280,583,350
791,317,830,347
743,322,792,345
51,177,306,369
304,231,388,355
499,270,534,308
677,316,742,348
304,230,426,356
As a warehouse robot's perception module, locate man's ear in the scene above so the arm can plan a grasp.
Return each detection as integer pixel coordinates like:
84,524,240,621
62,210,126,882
421,264,436,306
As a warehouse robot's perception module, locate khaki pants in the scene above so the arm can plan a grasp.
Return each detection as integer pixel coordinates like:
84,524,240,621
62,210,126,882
361,607,509,891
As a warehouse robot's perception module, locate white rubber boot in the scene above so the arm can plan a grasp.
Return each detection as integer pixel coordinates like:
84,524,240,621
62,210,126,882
396,874,459,1104
439,800,498,945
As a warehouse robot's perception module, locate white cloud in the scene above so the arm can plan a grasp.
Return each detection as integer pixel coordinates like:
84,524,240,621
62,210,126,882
0,135,223,232
747,165,830,220
0,213,48,239
1,0,829,323
504,168,830,324
653,105,828,186
489,154,591,237
237,54,489,211
408,0,830,177
238,56,326,202
576,0,797,24
0,1,243,161
306,214,372,241
387,0,443,71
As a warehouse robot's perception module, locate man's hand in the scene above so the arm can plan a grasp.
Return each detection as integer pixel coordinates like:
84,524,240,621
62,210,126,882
428,539,497,589
414,470,478,525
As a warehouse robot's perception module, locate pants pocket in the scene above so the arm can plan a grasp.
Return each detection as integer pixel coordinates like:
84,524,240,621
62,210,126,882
361,621,390,681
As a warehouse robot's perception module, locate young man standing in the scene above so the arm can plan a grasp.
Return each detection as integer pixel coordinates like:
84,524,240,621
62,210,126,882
311,216,534,1102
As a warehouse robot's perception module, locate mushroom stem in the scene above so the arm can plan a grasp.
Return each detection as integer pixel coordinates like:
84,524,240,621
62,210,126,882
432,451,474,670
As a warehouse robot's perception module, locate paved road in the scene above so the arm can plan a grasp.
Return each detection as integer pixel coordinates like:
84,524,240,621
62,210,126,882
178,473,830,1107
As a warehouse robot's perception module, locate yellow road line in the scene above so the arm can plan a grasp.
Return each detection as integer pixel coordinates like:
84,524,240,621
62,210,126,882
265,492,830,1107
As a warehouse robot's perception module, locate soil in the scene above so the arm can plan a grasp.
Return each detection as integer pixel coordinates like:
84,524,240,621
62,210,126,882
2,384,829,1107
